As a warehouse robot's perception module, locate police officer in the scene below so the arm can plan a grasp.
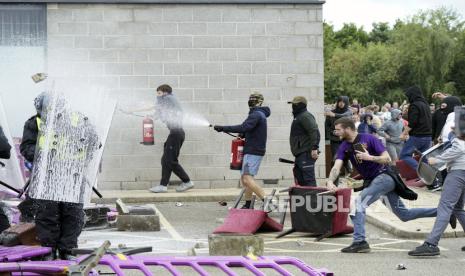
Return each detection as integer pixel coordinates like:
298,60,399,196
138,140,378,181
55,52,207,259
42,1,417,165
21,92,99,260
0,125,12,232
288,96,320,186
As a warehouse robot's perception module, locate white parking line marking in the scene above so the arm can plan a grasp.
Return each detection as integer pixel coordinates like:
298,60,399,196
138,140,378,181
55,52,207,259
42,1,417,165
152,205,183,240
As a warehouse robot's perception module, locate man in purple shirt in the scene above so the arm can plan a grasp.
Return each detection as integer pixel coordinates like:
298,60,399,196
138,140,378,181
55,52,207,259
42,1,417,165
326,117,438,253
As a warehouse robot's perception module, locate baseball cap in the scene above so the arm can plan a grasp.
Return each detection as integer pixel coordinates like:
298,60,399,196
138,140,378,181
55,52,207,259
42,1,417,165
287,96,307,105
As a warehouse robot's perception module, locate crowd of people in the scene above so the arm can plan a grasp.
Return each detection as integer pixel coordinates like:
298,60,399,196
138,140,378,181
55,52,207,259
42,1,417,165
325,86,465,256
325,89,463,191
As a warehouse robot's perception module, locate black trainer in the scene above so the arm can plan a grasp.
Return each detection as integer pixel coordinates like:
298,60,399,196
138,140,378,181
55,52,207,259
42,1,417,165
408,242,440,256
341,241,371,253
450,214,457,229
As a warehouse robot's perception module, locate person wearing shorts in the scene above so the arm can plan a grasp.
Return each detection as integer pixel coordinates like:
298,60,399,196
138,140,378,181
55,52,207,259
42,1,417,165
214,93,270,209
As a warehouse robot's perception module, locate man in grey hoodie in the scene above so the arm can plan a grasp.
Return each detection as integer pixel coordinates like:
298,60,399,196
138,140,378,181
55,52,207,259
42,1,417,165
409,107,465,256
378,109,404,164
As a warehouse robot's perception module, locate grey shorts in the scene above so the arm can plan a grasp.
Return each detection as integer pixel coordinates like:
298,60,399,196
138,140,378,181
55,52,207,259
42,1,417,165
241,154,263,176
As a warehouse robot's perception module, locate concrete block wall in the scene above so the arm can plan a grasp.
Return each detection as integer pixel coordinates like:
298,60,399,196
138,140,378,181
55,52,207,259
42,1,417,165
46,3,325,190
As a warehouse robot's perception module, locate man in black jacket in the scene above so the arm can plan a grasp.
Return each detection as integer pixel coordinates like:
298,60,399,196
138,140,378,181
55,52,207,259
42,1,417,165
214,93,271,209
399,86,433,176
288,96,320,186
0,126,12,232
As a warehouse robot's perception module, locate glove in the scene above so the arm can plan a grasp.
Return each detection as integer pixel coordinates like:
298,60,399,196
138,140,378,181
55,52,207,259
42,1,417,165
213,125,224,132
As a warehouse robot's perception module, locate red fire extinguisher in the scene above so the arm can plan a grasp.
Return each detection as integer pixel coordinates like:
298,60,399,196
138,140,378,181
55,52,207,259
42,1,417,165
142,116,154,145
230,137,245,170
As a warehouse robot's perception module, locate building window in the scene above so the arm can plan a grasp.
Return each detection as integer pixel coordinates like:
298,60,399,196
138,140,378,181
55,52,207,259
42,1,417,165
0,4,46,46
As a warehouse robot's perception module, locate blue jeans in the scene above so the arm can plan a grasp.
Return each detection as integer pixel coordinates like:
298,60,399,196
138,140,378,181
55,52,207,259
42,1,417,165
351,173,437,242
399,136,432,170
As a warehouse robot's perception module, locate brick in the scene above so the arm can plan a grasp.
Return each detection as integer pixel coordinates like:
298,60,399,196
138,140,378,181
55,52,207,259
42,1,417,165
134,63,163,75
209,75,237,89
194,36,222,48
96,181,121,191
149,76,179,88
295,22,322,35
279,36,308,48
134,36,164,48
135,168,162,181
296,74,323,87
164,63,193,75
104,10,133,22
281,62,314,74
266,22,294,35
237,75,266,88
71,62,104,76
308,9,318,21
48,10,73,22
179,49,208,62
48,35,74,48
117,22,149,35
120,76,149,88
268,49,295,61
58,23,88,35
134,9,162,21
193,167,224,180
163,8,193,22
121,182,152,190
222,9,251,22
104,36,134,48
252,62,280,74
237,23,266,35
237,49,266,61
73,9,103,21
74,36,102,48
100,168,135,181
149,49,178,62
193,89,223,101
252,9,280,22
207,23,236,35
223,62,251,74
48,49,89,62
164,36,192,48
149,23,178,35
193,7,222,22
121,155,158,169
251,36,279,48
267,74,296,87
119,49,148,62
280,9,308,21
209,102,246,114
179,154,210,166
104,63,133,75
89,22,119,35
210,180,240,189
105,142,132,155
296,48,323,61
180,76,208,88
193,63,222,74
102,156,122,169
209,49,236,61
223,89,252,100
179,23,207,35
222,36,250,48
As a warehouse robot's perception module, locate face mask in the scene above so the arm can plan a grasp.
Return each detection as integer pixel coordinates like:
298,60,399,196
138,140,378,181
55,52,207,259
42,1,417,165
248,100,257,108
292,103,306,113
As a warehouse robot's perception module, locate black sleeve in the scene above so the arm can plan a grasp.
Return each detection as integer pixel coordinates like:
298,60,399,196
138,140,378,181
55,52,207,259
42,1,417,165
0,127,11,159
222,112,260,133
19,119,38,163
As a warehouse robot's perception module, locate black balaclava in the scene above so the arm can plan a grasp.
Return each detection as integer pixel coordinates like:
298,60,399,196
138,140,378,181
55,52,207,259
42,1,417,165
441,96,462,116
292,103,307,117
405,86,428,104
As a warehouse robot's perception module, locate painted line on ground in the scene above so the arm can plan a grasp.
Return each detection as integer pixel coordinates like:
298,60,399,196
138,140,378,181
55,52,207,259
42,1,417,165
152,205,183,240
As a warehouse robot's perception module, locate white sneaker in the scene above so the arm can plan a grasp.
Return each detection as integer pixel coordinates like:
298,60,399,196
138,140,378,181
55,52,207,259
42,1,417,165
176,181,194,192
149,185,168,193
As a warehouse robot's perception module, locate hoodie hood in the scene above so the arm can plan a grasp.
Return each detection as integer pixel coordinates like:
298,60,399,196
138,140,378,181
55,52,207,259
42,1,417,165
405,86,428,104
390,109,402,120
333,96,350,114
251,106,271,118
441,96,462,115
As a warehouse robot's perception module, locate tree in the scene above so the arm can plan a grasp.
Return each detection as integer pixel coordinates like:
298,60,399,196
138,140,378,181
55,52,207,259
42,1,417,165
369,22,391,43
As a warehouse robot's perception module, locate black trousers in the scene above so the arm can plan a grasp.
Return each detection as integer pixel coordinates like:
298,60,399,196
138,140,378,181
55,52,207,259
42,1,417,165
18,195,38,223
160,130,190,186
35,199,84,250
293,151,316,186
0,206,10,233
